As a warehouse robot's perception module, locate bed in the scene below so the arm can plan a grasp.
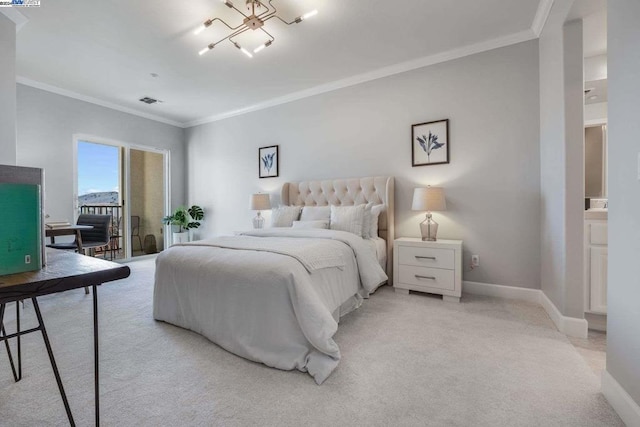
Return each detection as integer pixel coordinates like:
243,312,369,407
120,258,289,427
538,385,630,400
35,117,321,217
153,176,395,384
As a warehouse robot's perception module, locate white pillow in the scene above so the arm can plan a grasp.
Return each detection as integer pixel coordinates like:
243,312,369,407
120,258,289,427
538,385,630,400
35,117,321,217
292,220,329,229
271,206,301,227
330,205,366,237
362,203,374,238
300,206,331,221
369,204,385,238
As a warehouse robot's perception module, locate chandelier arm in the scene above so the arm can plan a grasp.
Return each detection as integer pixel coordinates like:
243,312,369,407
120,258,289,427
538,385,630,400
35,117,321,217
229,3,250,19
259,26,275,42
210,26,251,48
266,15,296,26
255,0,275,18
210,17,244,31
256,0,276,18
226,27,252,44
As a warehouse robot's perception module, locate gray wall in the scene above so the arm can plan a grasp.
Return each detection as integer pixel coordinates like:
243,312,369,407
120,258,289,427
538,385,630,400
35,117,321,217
538,0,585,318
607,0,640,407
0,14,16,165
186,40,541,289
16,84,186,223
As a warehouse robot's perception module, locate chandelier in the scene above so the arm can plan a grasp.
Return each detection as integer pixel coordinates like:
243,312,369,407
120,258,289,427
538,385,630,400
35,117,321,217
195,0,318,58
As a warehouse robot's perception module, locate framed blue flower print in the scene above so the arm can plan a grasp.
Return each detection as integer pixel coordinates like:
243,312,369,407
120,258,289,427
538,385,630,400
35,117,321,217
412,119,450,167
259,145,279,178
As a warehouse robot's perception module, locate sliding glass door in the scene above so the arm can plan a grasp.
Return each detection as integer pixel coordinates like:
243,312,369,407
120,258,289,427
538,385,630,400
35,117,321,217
75,137,169,260
129,148,166,257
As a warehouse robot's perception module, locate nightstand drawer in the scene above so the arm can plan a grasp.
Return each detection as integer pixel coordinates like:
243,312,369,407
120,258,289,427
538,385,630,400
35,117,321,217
398,266,455,291
398,246,454,270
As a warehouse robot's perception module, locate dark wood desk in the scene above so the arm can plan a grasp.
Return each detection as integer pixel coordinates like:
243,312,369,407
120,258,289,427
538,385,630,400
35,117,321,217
0,249,131,426
46,225,94,253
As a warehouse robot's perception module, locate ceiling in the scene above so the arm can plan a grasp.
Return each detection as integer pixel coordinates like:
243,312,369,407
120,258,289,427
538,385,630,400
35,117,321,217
15,0,543,127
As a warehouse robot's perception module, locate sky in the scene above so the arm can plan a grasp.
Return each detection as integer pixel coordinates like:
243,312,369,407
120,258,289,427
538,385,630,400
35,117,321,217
77,141,119,196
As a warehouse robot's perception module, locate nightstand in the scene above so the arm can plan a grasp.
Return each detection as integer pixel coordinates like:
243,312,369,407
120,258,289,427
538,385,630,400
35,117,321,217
393,238,463,302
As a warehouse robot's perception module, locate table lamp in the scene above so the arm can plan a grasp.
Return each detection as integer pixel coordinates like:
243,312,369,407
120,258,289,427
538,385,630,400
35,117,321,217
250,193,271,229
412,186,446,241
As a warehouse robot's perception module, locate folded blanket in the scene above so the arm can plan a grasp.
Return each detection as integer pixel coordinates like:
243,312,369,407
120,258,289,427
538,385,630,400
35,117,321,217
239,228,388,293
175,235,346,272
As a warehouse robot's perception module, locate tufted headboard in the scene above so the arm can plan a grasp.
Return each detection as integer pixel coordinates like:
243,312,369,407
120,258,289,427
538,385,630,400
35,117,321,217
281,176,395,281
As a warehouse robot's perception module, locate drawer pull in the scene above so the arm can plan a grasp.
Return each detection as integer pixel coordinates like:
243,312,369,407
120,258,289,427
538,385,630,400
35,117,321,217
415,275,436,280
415,256,436,260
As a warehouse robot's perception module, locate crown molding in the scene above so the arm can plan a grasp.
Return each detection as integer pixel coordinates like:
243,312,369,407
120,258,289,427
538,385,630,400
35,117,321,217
13,6,547,129
0,8,28,31
532,0,555,37
16,76,185,128
185,28,537,127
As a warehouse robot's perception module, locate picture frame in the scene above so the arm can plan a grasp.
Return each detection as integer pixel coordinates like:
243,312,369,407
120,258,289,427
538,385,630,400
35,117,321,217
411,119,450,167
259,145,279,178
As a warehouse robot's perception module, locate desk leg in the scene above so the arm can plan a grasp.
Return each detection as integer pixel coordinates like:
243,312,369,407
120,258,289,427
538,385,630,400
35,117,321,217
77,230,90,295
32,298,76,427
93,284,100,427
0,303,21,382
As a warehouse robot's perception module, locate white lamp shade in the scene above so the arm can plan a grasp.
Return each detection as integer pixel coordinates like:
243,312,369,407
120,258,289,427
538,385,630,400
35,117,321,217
250,193,271,210
412,187,446,212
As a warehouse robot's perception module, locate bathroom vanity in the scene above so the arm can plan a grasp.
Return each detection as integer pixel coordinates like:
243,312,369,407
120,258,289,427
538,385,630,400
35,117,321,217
584,209,607,314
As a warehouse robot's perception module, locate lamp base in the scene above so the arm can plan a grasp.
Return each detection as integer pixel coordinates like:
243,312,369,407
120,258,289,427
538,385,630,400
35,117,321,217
253,211,265,229
419,213,439,241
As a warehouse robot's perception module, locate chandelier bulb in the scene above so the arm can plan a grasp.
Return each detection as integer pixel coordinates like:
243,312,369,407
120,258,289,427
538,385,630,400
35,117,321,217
199,44,215,56
301,10,318,21
254,40,272,53
233,41,253,58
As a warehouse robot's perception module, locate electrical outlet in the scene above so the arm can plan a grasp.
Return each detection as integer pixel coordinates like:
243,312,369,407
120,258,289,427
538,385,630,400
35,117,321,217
471,255,480,267
25,255,31,264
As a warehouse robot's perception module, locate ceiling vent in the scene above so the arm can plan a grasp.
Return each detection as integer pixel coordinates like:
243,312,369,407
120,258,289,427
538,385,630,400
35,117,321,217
139,97,161,104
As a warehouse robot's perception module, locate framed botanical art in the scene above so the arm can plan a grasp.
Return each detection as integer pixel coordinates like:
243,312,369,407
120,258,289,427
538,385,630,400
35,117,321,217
412,119,450,167
259,145,279,178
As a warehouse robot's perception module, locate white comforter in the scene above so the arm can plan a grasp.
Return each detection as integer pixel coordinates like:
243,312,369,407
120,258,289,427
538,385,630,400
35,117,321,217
153,228,387,384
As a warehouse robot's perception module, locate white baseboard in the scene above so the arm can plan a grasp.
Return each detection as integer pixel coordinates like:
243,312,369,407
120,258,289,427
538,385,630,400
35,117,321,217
602,370,640,427
463,281,588,338
463,281,541,303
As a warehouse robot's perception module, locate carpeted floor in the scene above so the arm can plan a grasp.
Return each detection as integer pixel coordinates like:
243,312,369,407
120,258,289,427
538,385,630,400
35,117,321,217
0,259,623,426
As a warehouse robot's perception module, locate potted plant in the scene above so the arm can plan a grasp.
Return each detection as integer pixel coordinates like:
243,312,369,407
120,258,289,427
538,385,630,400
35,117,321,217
162,205,204,244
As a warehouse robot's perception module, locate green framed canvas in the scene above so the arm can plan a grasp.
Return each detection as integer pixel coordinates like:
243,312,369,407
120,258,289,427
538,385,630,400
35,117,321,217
0,183,42,276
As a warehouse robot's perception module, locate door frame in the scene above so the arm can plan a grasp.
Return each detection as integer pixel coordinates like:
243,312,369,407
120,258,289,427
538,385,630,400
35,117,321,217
72,134,171,260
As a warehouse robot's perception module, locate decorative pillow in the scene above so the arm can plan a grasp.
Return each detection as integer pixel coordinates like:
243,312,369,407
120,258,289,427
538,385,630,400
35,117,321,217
300,206,331,222
330,205,366,237
369,204,385,238
271,206,301,227
292,220,329,229
362,203,373,239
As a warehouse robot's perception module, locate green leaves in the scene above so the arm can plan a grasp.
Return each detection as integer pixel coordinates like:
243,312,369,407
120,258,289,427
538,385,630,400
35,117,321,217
188,205,204,221
163,205,205,232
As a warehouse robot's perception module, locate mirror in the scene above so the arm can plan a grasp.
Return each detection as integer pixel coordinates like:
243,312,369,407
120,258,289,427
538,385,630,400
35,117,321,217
585,124,608,198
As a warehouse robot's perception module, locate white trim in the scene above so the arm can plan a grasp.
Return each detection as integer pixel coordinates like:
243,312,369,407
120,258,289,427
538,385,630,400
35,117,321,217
15,22,543,128
0,8,28,31
463,281,588,338
17,77,185,128
532,0,555,37
184,29,537,127
585,118,608,127
602,370,640,427
538,290,588,338
463,281,541,303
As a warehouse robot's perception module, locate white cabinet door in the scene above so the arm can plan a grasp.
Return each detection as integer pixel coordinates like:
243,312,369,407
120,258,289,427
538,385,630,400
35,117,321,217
590,247,608,313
